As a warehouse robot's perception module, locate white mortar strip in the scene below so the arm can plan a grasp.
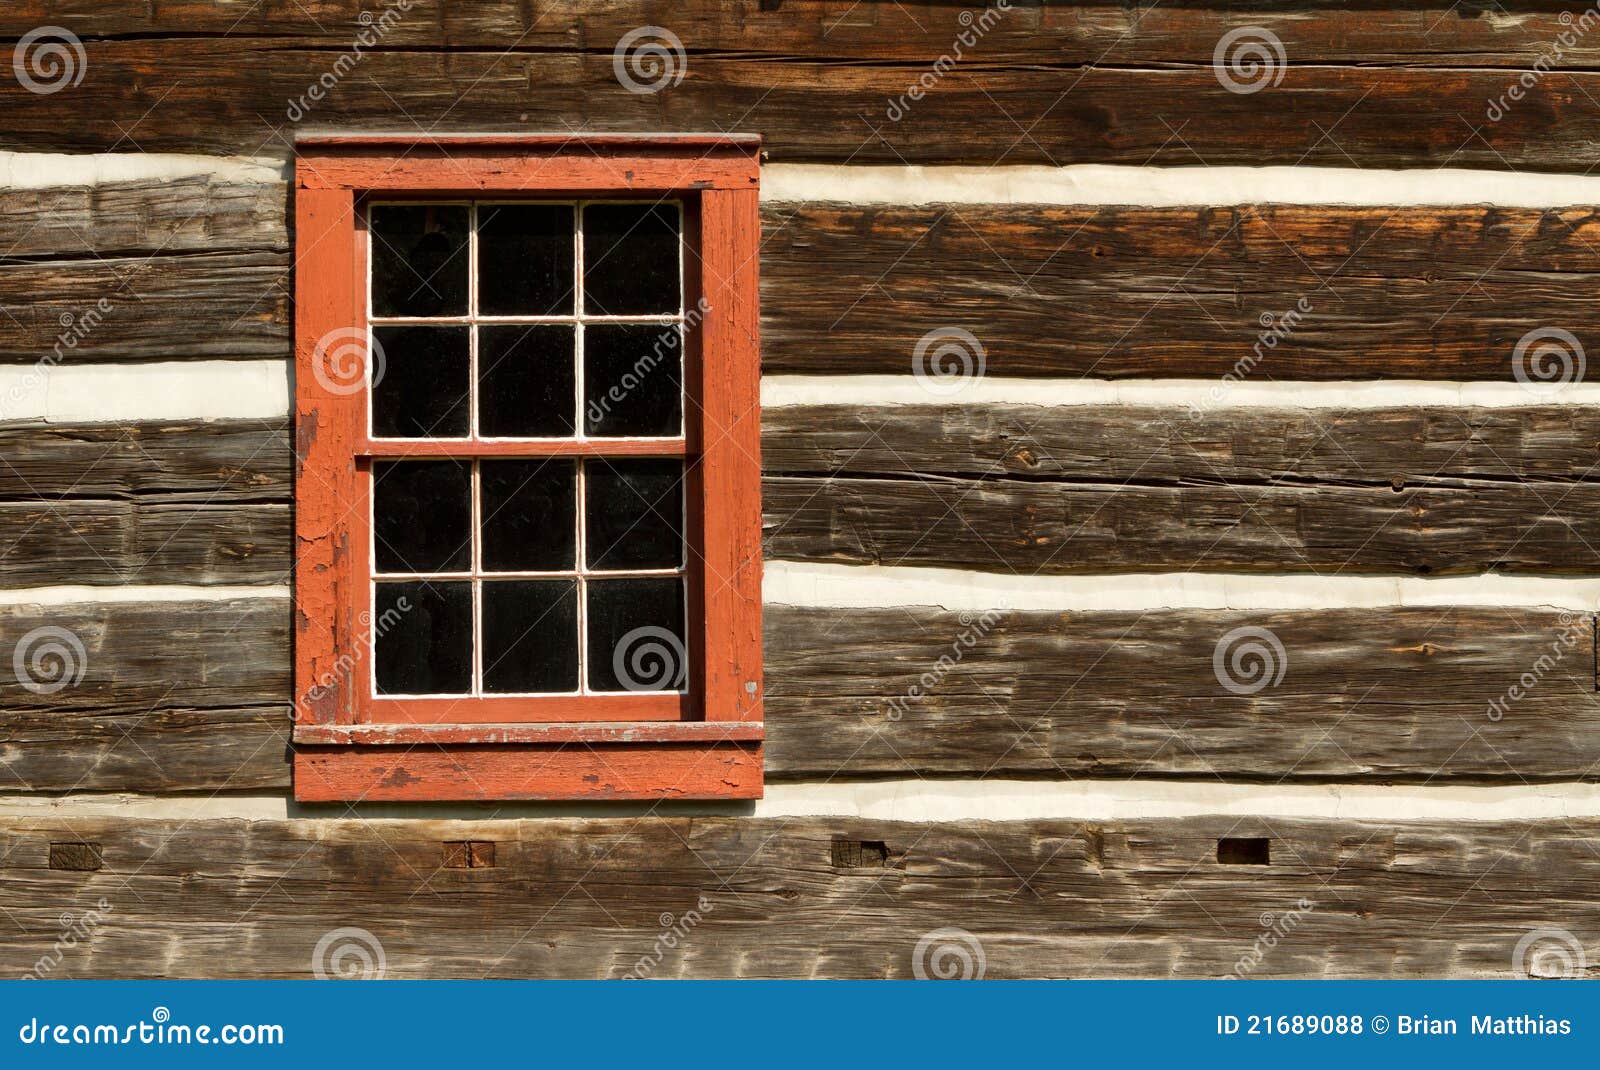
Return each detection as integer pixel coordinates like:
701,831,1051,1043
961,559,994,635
0,360,291,423
765,562,1600,613
762,375,1600,409
0,150,285,189
0,585,287,606
4,782,1600,823
763,163,1600,208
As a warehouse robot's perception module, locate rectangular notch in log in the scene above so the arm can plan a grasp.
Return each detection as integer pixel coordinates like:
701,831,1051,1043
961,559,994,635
1217,838,1270,865
443,841,496,869
832,839,890,869
48,842,103,871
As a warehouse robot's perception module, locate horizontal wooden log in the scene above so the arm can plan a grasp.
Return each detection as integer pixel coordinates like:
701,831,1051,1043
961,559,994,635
0,501,288,585
764,605,1599,779
1,813,1597,977
762,204,1600,379
0,37,1595,169
763,404,1600,576
3,599,1592,789
0,176,285,259
0,251,289,363
5,1,1595,66
0,421,289,502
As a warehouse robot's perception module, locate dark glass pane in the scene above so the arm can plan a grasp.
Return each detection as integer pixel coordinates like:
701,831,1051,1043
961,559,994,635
482,580,579,693
481,459,577,572
478,324,576,437
370,205,469,317
582,203,680,315
583,323,682,437
374,580,472,694
478,204,576,316
586,578,687,692
585,459,683,571
370,326,470,438
372,460,471,573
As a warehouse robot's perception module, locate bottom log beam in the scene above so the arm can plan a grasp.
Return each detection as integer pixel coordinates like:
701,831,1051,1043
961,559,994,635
0,815,1594,978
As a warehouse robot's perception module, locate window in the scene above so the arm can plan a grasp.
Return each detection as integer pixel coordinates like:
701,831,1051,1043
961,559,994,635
291,136,763,802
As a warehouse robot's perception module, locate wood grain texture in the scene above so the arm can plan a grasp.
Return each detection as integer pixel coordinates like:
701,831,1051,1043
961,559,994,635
0,175,285,258
763,605,1599,780
0,421,288,502
0,251,289,363
761,204,1600,379
763,404,1600,576
2,813,1597,978
3,598,1592,789
0,28,1593,169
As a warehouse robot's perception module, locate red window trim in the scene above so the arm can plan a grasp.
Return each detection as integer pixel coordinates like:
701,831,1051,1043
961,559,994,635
291,134,763,802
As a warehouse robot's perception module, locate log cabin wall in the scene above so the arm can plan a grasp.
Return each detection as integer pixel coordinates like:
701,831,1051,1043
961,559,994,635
1,1,1599,978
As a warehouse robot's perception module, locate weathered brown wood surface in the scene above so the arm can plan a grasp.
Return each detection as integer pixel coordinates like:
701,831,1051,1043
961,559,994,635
2,813,1596,978
0,13,1596,169
0,175,286,258
3,597,1590,789
762,205,1600,379
764,404,1600,576
0,421,288,501
0,251,289,363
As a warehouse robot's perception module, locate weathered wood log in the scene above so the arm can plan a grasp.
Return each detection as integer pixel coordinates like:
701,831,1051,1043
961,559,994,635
0,37,1594,169
1,813,1596,978
2,598,1590,789
762,204,1600,379
0,251,289,362
0,175,286,258
763,403,1600,575
0,501,288,585
0,421,289,501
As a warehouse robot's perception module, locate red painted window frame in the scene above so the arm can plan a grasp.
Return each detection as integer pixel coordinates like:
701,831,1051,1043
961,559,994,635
290,135,763,802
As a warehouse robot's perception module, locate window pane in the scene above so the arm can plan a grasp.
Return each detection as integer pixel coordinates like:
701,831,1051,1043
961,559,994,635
372,460,471,573
370,205,469,317
370,326,470,438
478,324,576,437
482,579,579,693
582,203,680,315
478,204,576,316
586,577,687,692
584,459,683,571
583,323,682,437
374,580,472,694
481,459,577,572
